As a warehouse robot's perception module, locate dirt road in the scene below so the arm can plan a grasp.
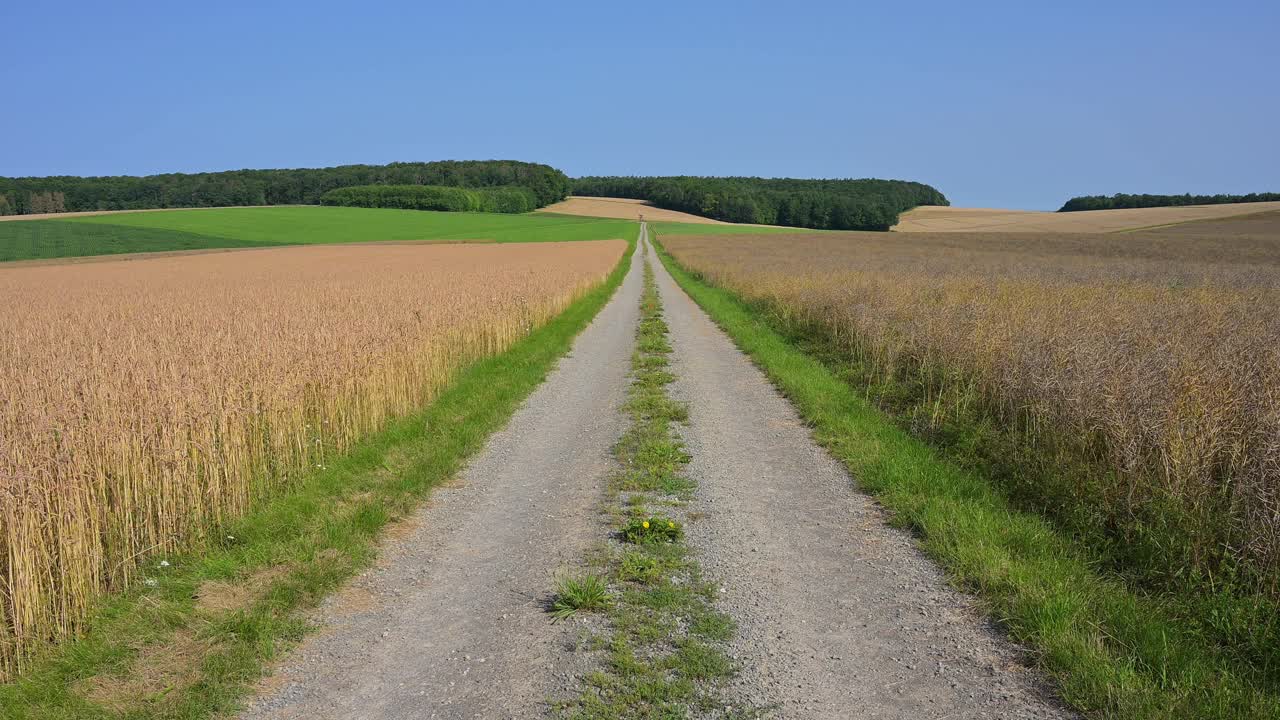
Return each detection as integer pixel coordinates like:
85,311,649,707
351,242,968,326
239,238,642,719
241,226,1069,718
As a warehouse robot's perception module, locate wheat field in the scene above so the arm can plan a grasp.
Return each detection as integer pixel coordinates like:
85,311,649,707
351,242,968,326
662,223,1280,599
0,240,625,676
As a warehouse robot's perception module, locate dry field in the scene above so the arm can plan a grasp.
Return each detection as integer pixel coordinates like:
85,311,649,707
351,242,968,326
663,217,1280,596
892,201,1280,233
538,196,727,224
0,240,625,676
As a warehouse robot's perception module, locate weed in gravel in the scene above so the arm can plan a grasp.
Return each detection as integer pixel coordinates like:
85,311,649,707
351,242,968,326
552,575,612,621
622,517,683,545
619,553,664,585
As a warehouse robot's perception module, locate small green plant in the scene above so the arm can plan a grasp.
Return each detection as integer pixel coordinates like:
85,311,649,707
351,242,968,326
622,516,682,544
551,574,612,620
619,552,663,585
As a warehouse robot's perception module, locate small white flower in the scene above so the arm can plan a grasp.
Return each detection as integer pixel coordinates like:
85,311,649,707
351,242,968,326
226,535,236,541
158,560,170,568
144,578,158,587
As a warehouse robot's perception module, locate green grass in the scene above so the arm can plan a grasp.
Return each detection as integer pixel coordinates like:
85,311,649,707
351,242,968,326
653,237,1280,720
0,206,638,262
552,575,613,621
0,230,637,720
0,221,280,262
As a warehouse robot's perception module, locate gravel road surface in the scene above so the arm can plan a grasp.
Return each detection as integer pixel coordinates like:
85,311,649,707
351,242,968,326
239,240,642,720
644,238,1071,719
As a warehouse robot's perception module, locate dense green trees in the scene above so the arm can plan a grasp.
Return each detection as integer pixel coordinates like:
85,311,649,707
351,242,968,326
0,161,570,215
320,185,540,213
571,176,949,230
1060,192,1280,212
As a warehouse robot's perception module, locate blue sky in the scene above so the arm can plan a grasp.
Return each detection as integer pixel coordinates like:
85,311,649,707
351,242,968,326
2,1,1276,209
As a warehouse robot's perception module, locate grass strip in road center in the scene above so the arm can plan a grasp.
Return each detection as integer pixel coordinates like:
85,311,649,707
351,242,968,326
552,254,755,719
0,234,637,720
653,238,1280,720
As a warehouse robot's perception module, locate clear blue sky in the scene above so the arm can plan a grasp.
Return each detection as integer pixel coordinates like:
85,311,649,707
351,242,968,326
3,1,1276,209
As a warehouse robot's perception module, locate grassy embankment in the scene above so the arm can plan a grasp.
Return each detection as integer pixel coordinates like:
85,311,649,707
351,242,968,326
0,230,637,720
653,233,1280,720
0,206,638,262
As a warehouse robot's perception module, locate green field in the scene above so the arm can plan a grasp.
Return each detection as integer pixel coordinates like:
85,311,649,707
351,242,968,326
0,207,638,262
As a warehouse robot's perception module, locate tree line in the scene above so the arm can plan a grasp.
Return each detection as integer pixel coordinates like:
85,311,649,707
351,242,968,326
571,176,949,231
320,185,540,213
0,160,571,216
1059,192,1280,212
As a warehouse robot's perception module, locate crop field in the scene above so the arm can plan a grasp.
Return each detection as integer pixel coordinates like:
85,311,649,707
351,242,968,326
892,200,1280,232
661,219,1280,603
538,196,729,224
0,206,637,262
0,239,626,677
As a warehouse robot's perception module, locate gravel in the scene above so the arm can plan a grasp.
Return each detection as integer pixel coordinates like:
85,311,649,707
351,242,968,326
644,236,1074,719
238,242,643,720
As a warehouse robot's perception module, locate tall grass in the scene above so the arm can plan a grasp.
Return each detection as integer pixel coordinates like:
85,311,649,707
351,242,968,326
0,240,625,679
662,229,1280,605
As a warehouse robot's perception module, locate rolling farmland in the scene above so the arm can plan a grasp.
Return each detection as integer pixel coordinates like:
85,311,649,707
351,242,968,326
1,196,1277,719
6,1,1275,716
0,206,638,262
0,239,625,676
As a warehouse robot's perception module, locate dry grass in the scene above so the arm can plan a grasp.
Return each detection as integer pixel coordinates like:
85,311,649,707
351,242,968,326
538,196,728,224
892,201,1280,233
663,219,1280,598
0,240,624,678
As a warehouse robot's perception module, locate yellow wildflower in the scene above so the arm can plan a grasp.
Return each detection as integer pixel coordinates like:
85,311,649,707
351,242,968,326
668,521,675,528
642,521,650,529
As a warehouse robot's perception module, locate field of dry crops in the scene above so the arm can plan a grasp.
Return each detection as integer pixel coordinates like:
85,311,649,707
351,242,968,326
892,201,1280,232
538,196,728,224
663,216,1280,598
0,240,625,676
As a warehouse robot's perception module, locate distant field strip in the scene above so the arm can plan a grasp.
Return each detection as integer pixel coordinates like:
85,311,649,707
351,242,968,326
0,206,638,262
539,196,728,224
893,200,1280,232
0,240,626,677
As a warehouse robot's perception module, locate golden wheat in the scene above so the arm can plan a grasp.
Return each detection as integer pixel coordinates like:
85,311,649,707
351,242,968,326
0,240,625,677
664,228,1280,596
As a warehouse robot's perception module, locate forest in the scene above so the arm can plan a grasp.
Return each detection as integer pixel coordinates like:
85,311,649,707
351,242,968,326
320,185,540,213
0,160,570,215
1059,192,1280,212
571,176,949,230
